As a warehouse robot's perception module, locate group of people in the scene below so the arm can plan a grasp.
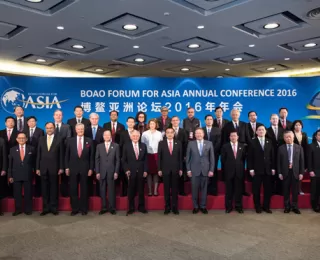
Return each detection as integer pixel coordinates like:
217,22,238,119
0,104,319,217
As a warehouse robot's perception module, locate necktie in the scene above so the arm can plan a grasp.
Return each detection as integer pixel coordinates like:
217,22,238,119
78,137,82,157
77,119,81,124
233,144,237,158
18,119,23,132
112,123,116,142
199,141,203,156
169,141,172,155
112,123,116,134
7,129,11,141
162,117,166,129
260,138,264,150
274,127,278,141
56,124,60,133
283,120,286,129
92,127,96,140
106,143,109,153
175,128,178,137
235,123,238,130
252,123,256,134
207,128,211,141
30,128,34,142
218,119,222,129
134,144,139,159
47,135,52,151
20,145,24,161
288,144,292,164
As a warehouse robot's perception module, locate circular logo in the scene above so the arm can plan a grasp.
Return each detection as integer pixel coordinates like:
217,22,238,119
1,88,26,114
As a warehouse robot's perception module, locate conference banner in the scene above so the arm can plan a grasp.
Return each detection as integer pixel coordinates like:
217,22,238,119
1,76,320,138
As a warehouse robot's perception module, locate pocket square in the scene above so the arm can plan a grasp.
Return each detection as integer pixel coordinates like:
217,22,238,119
239,148,242,150
111,146,113,149
28,152,32,154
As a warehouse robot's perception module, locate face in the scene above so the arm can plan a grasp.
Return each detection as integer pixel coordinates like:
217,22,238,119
5,118,15,128
270,115,279,126
27,118,36,128
75,125,85,136
195,129,204,140
161,109,168,117
187,109,195,119
230,132,239,143
16,133,27,145
249,112,257,123
284,133,294,144
215,108,223,118
294,122,302,132
256,126,266,138
14,107,24,117
231,110,240,121
149,121,156,130
103,131,112,142
205,116,213,127
54,111,63,123
138,113,145,123
130,131,140,143
316,132,320,142
171,117,180,127
166,129,174,140
46,123,55,135
127,119,135,129
74,108,83,118
110,112,118,122
90,115,99,126
279,109,288,119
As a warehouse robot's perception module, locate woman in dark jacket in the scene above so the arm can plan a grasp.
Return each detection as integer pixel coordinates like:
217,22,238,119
134,111,147,136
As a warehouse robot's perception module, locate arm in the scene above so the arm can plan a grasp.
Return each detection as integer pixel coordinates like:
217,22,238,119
209,142,215,172
1,141,7,172
299,147,305,175
277,147,282,176
66,125,72,139
8,149,13,179
36,140,41,170
143,145,148,173
247,144,254,171
121,145,129,172
308,145,313,172
178,142,183,171
59,139,65,169
157,142,162,172
89,141,94,170
115,145,120,174
65,139,70,169
95,145,101,174
186,142,191,172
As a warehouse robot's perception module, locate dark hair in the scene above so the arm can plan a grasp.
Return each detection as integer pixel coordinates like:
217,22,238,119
283,130,294,136
45,122,55,128
14,106,24,112
291,120,304,130
103,129,112,135
229,131,238,136
166,127,174,132
135,111,147,123
5,116,15,122
313,130,320,143
127,116,135,122
215,106,223,112
17,132,26,138
27,116,37,122
109,110,119,116
279,107,288,113
205,114,213,120
74,105,83,111
248,111,257,117
171,115,179,120
195,127,204,133
256,124,266,131
147,118,159,129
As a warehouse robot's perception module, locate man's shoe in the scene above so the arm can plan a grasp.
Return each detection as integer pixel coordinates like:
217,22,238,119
138,208,148,214
51,211,59,216
25,212,32,216
192,208,199,214
243,192,250,197
313,208,320,213
225,208,232,213
236,209,244,214
164,209,170,215
40,211,49,216
284,208,291,213
172,209,179,215
70,211,79,216
255,208,262,214
0,212,3,216
99,209,108,215
109,209,116,215
12,211,22,216
262,208,272,214
200,208,208,214
292,208,301,214
126,209,134,215
81,211,88,216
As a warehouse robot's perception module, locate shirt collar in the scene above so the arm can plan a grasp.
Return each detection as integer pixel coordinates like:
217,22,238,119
231,142,238,146
30,127,36,131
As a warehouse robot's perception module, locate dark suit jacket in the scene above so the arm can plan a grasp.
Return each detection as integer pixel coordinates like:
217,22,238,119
221,142,247,180
266,126,284,155
103,121,125,144
67,118,91,137
157,140,183,174
55,123,71,142
163,128,188,158
248,137,275,175
119,130,133,155
157,116,171,132
278,119,293,130
84,125,104,148
0,138,7,172
293,132,308,168
134,123,147,136
213,118,229,128
183,117,201,140
0,128,18,149
121,142,148,176
95,142,120,179
26,127,44,149
221,121,249,145
308,142,320,177
203,127,221,156
36,135,64,175
277,143,304,179
65,137,94,174
14,117,28,133
247,122,263,140
8,145,35,181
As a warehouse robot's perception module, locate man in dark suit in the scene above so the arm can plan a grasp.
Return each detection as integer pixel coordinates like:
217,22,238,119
95,130,120,215
221,131,247,214
308,129,320,213
278,107,292,130
247,111,263,141
8,132,35,216
14,106,28,133
183,107,201,141
278,131,304,214
157,106,171,133
266,114,285,195
26,116,44,197
186,128,215,214
213,106,229,129
248,125,275,213
103,110,125,144
203,115,220,196
158,128,183,215
0,137,7,216
67,105,91,137
122,130,148,215
65,123,94,216
171,116,188,196
36,122,64,216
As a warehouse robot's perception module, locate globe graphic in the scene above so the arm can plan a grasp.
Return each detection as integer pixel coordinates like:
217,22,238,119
1,89,25,114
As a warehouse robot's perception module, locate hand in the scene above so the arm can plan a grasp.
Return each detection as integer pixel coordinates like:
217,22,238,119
9,178,13,183
58,169,64,175
179,170,183,176
65,169,70,176
36,170,40,176
299,174,303,181
158,171,162,177
143,172,147,178
310,171,316,177
187,171,192,178
1,171,6,176
126,171,131,179
96,173,100,180
114,173,118,180
208,171,214,178
88,170,93,176
279,174,283,180
250,170,255,177
272,170,275,176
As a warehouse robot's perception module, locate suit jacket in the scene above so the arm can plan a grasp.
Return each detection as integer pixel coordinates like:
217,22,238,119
183,117,201,140
213,118,229,129
277,143,304,179
119,130,133,155
163,128,188,157
0,128,18,149
308,142,320,177
278,119,293,130
36,135,64,175
0,138,7,172
157,116,171,132
14,117,28,133
67,117,91,137
247,137,275,175
293,132,308,168
8,145,35,181
103,121,125,144
95,142,120,179
186,140,215,177
121,142,148,175
84,125,104,148
266,126,284,155
65,137,94,174
221,142,247,180
55,123,71,142
221,121,250,145
203,126,221,156
246,122,263,140
26,127,44,149
157,140,183,174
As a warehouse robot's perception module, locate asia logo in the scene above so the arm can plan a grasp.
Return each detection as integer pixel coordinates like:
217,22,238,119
305,92,320,119
1,87,67,114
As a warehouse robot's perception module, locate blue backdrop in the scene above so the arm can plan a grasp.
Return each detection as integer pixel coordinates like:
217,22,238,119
1,76,320,139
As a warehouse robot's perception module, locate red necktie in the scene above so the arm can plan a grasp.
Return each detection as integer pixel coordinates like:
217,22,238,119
162,117,166,128
218,119,222,129
134,144,139,160
112,123,116,142
78,137,82,157
283,120,286,129
233,144,237,158
169,141,172,155
7,129,11,141
20,146,24,161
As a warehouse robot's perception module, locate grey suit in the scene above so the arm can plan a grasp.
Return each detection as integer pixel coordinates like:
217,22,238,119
186,140,215,209
95,142,120,210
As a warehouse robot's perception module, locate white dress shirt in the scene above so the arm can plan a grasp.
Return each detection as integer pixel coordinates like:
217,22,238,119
55,122,61,128
287,144,293,163
105,141,111,151
76,117,82,124
77,135,84,149
167,139,174,149
232,121,239,128
29,127,36,136
141,130,163,154
231,142,238,151
197,140,204,154
317,141,320,147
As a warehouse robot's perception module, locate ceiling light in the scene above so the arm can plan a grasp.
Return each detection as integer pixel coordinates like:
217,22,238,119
267,67,276,71
164,12,170,16
249,44,255,47
36,58,46,63
123,24,138,31
197,25,205,29
26,0,43,2
217,76,223,78
133,45,139,49
181,68,190,72
304,43,317,48
225,68,230,71
188,43,200,49
233,57,243,61
72,44,84,49
186,59,191,62
57,26,64,30
95,68,104,72
134,58,144,62
284,58,290,60
263,23,280,29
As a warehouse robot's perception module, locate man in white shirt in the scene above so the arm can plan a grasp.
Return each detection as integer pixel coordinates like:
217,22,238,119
14,106,27,133
53,109,71,142
247,111,262,140
278,107,292,130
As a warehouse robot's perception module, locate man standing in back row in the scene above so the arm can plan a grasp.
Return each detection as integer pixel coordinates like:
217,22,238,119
183,107,201,141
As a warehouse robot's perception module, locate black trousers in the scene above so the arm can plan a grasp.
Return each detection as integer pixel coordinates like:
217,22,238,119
208,154,219,195
163,171,179,210
128,172,145,211
41,171,58,212
70,173,88,213
13,180,32,213
310,176,320,209
252,174,272,209
99,176,116,211
225,175,243,210
34,174,42,197
283,170,299,209
120,170,128,196
87,175,95,197
60,173,69,197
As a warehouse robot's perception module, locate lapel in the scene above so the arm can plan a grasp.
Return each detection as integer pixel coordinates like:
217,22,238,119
130,142,139,160
106,142,113,156
195,140,205,157
18,145,28,162
50,135,58,151
166,139,175,155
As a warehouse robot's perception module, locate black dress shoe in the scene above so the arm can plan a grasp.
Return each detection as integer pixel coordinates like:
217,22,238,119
292,208,301,214
25,212,32,216
138,208,148,214
179,192,187,196
236,209,244,214
127,209,134,215
284,208,291,213
99,209,108,215
40,211,49,216
255,208,262,214
81,211,88,216
200,208,208,214
313,208,320,213
0,212,3,216
12,211,22,216
262,208,272,214
70,211,79,216
164,209,170,215
192,208,199,214
51,211,59,216
225,209,232,213
172,209,179,215
109,209,116,215
243,192,250,197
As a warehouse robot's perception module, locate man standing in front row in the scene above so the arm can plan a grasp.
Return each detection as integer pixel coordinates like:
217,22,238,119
122,130,148,215
278,131,304,214
186,128,215,214
95,130,120,215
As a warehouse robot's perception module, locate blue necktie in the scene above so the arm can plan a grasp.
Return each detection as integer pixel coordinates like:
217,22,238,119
199,141,203,156
92,127,96,140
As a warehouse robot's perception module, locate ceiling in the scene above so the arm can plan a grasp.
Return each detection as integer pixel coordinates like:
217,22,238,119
0,0,320,77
